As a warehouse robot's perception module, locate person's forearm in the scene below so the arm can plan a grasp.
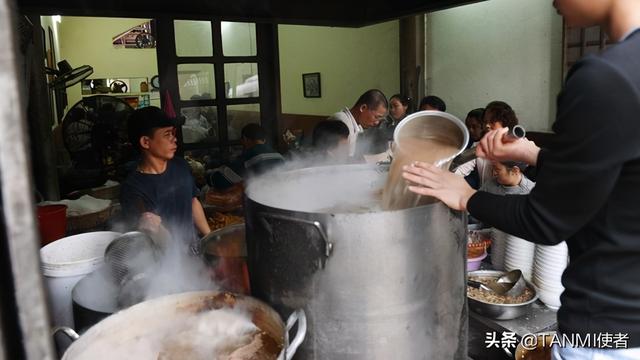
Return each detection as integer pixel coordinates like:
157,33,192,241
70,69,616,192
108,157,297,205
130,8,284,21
192,197,211,236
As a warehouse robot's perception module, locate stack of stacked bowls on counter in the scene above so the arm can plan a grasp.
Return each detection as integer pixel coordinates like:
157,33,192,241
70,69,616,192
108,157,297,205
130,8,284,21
503,232,536,282
532,242,569,309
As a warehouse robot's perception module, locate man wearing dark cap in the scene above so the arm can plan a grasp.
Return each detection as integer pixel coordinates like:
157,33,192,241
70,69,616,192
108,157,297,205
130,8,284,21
120,106,210,250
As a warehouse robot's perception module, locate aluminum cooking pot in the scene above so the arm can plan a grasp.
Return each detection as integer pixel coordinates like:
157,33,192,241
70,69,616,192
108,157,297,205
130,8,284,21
200,223,250,294
71,268,119,333
245,164,468,359
55,291,306,360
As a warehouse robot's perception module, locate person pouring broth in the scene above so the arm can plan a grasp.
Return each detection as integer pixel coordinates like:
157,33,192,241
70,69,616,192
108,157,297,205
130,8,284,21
402,1,640,358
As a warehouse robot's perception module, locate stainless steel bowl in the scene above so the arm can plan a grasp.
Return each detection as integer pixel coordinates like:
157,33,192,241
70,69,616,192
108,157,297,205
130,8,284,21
467,270,539,320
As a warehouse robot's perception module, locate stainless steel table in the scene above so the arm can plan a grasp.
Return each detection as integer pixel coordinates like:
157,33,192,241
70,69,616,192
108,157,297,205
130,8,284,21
468,300,557,359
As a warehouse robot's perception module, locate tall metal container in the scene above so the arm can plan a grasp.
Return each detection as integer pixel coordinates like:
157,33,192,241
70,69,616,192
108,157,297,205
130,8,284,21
245,164,467,359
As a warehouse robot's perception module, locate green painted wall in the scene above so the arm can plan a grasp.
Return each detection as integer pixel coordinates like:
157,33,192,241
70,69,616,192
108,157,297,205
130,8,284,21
426,0,563,131
55,17,400,118
57,16,159,110
278,21,400,116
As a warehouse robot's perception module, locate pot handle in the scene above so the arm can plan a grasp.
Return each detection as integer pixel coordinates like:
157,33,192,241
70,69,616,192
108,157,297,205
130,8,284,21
281,309,307,360
52,326,80,341
259,213,333,268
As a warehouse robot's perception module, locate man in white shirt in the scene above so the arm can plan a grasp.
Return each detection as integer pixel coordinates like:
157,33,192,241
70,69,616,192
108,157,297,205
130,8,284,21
327,89,388,157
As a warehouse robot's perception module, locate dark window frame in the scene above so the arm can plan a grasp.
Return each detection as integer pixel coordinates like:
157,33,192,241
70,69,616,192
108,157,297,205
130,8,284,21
562,21,608,80
155,17,280,162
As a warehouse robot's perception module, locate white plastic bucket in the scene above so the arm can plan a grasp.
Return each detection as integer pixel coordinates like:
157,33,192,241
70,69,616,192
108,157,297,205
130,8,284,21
40,231,121,328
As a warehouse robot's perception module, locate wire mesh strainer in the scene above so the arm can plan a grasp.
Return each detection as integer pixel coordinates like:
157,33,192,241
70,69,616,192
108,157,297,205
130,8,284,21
103,231,160,285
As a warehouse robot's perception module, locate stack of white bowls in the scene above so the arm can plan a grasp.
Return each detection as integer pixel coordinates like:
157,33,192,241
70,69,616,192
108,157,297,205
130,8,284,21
533,242,569,309
490,228,507,271
503,233,536,282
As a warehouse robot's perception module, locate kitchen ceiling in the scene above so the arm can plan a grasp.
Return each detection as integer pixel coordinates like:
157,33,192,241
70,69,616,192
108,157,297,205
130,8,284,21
18,0,485,26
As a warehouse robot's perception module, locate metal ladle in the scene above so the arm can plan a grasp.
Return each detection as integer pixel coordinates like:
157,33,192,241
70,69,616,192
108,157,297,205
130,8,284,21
450,125,527,171
468,269,526,297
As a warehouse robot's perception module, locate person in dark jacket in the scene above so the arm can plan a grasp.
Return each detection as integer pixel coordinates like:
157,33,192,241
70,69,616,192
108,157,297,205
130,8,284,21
403,0,640,358
465,108,485,149
206,123,284,189
311,120,350,164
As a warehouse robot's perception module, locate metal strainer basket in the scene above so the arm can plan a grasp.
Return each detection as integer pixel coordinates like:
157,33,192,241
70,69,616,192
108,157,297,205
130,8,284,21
103,231,160,285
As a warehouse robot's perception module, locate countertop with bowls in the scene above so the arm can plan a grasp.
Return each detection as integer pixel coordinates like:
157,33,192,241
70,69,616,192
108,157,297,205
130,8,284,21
467,261,558,360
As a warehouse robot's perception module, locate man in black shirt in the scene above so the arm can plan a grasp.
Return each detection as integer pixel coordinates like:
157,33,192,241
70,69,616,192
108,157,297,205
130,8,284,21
121,107,210,250
403,0,640,357
206,123,284,189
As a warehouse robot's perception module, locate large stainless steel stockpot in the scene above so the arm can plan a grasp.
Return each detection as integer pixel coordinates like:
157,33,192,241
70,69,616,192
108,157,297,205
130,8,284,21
245,164,468,359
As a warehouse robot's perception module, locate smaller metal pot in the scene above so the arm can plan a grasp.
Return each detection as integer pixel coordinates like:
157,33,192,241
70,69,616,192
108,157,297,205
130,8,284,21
72,299,112,334
56,291,307,360
71,267,119,332
515,331,555,360
468,270,539,320
501,331,556,359
200,223,250,294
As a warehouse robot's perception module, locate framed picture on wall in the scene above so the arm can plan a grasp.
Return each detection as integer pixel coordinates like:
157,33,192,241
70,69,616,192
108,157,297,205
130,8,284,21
302,72,321,98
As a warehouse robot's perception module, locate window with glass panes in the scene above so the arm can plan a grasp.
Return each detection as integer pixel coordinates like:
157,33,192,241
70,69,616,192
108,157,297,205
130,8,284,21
562,22,609,79
155,19,279,165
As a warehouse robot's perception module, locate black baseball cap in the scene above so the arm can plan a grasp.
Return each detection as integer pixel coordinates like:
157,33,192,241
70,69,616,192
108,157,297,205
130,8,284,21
127,106,176,146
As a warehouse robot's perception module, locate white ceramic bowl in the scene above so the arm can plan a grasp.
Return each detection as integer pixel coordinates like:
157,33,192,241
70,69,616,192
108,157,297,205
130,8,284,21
533,277,564,292
537,288,562,307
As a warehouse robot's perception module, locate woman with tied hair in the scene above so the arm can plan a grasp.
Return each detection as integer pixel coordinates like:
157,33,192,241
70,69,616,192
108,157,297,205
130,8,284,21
388,94,413,124
378,94,413,148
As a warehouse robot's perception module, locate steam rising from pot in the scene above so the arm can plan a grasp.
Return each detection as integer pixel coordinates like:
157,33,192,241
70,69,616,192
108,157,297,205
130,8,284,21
113,231,219,308
246,164,388,214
